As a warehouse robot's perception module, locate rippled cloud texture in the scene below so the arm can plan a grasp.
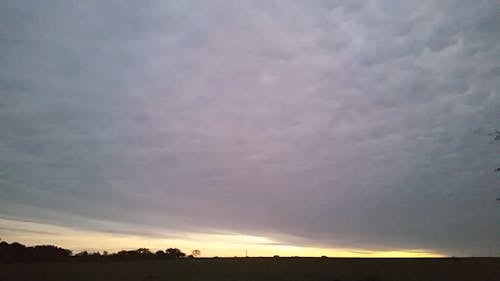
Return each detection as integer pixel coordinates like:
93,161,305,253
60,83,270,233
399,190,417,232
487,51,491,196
1,0,499,256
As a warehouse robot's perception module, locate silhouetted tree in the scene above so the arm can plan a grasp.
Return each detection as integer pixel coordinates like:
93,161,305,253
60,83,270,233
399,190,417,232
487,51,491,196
0,241,71,263
136,248,152,255
191,249,201,257
73,250,102,261
113,248,154,260
1,241,191,263
75,251,89,257
31,245,72,261
165,248,186,258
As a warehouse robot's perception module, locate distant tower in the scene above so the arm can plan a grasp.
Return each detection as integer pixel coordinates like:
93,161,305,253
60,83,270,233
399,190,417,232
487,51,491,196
245,250,248,258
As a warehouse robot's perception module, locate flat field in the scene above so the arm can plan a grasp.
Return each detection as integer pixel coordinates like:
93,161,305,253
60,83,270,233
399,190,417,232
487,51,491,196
0,257,498,281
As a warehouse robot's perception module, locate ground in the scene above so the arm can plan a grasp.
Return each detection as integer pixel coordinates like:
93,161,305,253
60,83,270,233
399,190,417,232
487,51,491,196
0,257,499,281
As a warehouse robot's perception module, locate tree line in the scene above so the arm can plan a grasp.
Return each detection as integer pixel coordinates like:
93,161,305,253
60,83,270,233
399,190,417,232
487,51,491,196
0,240,194,263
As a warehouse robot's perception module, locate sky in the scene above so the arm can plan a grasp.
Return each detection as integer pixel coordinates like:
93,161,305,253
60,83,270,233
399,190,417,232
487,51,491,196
0,0,499,257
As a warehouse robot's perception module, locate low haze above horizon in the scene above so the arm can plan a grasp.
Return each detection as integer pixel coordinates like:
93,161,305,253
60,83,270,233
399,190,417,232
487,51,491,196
0,0,499,257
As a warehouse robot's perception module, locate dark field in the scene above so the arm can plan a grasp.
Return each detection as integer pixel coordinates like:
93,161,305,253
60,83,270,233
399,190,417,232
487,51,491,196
0,257,499,281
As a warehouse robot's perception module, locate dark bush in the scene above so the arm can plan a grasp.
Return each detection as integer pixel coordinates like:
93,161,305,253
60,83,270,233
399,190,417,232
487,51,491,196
0,241,71,263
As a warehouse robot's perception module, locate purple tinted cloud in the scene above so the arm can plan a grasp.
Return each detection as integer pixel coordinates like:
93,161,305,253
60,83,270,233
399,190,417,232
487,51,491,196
0,0,498,255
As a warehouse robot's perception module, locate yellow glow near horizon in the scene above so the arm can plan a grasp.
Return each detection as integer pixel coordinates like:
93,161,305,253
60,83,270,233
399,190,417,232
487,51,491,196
0,218,443,257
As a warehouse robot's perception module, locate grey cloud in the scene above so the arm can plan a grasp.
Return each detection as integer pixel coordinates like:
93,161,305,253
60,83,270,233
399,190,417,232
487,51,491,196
0,0,499,256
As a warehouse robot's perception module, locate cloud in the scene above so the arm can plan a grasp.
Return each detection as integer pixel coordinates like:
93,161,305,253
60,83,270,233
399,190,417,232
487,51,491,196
0,0,498,256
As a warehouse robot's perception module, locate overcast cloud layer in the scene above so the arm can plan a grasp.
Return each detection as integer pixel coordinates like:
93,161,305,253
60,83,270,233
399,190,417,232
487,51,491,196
0,0,499,256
